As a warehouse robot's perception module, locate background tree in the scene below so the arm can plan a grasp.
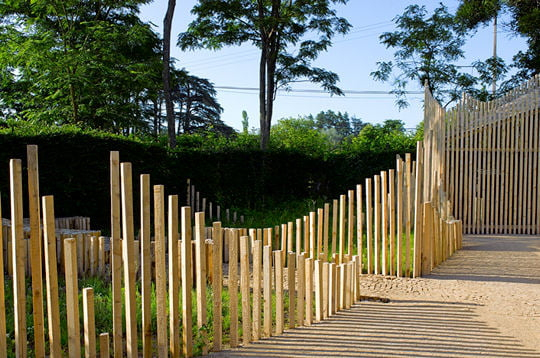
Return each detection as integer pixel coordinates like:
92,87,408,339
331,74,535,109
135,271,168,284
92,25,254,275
0,0,161,133
242,110,249,134
307,110,365,138
178,0,351,150
371,4,476,108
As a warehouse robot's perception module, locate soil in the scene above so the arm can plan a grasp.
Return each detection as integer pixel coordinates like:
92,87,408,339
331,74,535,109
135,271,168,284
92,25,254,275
208,234,540,357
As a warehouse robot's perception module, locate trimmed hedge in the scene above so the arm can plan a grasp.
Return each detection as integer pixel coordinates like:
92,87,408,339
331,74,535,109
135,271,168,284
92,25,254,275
0,132,414,233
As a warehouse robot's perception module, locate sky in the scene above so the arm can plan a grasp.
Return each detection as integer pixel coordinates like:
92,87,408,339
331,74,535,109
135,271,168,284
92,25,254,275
138,1,528,132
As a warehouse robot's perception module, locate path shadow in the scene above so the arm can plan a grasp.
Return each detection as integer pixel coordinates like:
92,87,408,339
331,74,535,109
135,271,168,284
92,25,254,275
208,300,540,357
426,235,540,284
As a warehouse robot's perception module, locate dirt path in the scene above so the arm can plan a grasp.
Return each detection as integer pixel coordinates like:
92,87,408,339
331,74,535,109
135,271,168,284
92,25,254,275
209,235,540,357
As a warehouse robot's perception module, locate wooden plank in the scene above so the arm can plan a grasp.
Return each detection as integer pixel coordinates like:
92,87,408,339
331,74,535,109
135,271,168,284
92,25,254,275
365,178,373,274
263,245,272,337
65,238,81,358
195,212,208,353
228,230,239,348
348,190,354,257
314,260,323,321
252,239,262,341
169,195,180,358
288,252,296,328
296,253,306,326
356,184,363,273
140,175,152,358
240,236,251,345
181,207,193,357
109,152,122,358
154,185,168,357
274,251,284,335
26,145,45,357
374,175,380,275
42,196,61,357
10,159,26,358
381,171,388,275
83,288,97,358
305,258,313,325
212,222,223,350
339,195,346,263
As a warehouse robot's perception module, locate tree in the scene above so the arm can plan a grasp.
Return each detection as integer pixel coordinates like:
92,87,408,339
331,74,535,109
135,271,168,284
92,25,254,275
371,4,476,108
163,0,177,147
270,116,332,156
0,0,161,132
308,110,364,138
347,119,416,153
242,110,249,134
178,0,351,150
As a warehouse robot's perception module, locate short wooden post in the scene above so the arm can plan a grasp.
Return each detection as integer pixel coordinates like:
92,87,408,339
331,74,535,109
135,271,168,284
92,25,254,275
288,252,296,328
181,207,193,357
240,236,251,345
65,238,81,357
305,257,313,325
43,196,62,357
195,212,208,353
335,264,341,313
322,262,329,319
303,216,310,255
296,253,306,326
329,263,336,316
295,219,302,254
83,288,96,358
99,333,110,358
263,245,272,337
169,195,180,358
10,159,27,358
275,251,284,334
339,264,346,310
281,223,287,264
314,260,323,321
228,230,239,348
154,185,168,357
309,211,316,259
252,239,262,341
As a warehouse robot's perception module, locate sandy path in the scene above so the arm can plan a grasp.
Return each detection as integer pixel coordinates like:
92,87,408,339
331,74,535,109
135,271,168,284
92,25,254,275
208,235,540,357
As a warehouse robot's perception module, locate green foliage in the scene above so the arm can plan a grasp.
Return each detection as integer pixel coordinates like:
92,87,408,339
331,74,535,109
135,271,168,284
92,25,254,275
371,4,476,108
270,117,332,157
345,120,417,153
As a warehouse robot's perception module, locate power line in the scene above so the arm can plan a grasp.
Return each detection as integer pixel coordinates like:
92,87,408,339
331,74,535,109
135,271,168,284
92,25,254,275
215,86,423,95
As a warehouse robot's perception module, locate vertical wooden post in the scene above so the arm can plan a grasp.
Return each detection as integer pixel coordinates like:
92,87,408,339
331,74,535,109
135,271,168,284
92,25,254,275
99,333,110,358
381,171,388,276
169,196,180,358
42,196,61,357
332,199,338,257
154,185,168,357
0,199,4,358
356,185,363,272
309,211,316,259
322,262,329,319
195,212,208,353
323,203,330,261
109,152,122,358
280,224,287,263
414,142,425,277
240,236,251,345
121,163,138,358
10,159,26,358
365,178,373,274
317,209,323,259
27,145,45,357
305,258,313,325
83,288,96,358
181,207,193,357
287,222,294,254
396,157,404,277
329,263,336,316
274,251,284,334
212,222,223,350
389,170,396,276
295,219,302,254
348,190,354,257
263,245,272,337
337,265,343,310
140,175,152,358
374,175,381,275
353,256,361,301
296,253,306,326
228,230,239,348
339,195,346,263
405,153,412,277
288,251,296,328
314,260,323,321
65,238,81,358
252,239,262,341
303,216,310,255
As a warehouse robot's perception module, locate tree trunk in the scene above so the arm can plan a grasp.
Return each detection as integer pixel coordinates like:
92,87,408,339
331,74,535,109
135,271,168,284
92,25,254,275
162,0,177,148
259,47,269,150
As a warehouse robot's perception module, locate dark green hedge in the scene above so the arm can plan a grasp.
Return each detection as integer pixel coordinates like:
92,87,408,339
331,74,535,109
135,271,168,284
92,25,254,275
0,133,414,233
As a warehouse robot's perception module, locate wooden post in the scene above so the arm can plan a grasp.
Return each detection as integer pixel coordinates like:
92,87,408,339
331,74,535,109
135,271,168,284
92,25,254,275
140,175,152,358
42,196,61,357
281,223,288,263
296,253,306,326
212,222,223,350
365,178,373,274
329,263,336,316
336,265,342,311
295,219,302,254
288,222,294,254
275,251,284,334
339,195,346,263
169,196,180,358
389,170,396,276
109,152,122,358
252,239,262,341
405,153,412,277
10,159,26,358
240,236,251,345
323,203,330,261
353,256,361,301
65,238,81,357
309,211,316,259
83,288,97,358
348,190,354,257
154,185,168,357
381,171,388,276
195,212,208,353
263,245,272,337
374,175,381,275
288,251,296,328
322,262,329,319
27,145,45,357
228,230,239,348
317,209,323,260
181,206,193,357
99,333,110,358
356,185,363,273
305,258,313,325
332,199,338,257
314,260,323,321
0,199,5,356
396,157,404,277
414,142,425,277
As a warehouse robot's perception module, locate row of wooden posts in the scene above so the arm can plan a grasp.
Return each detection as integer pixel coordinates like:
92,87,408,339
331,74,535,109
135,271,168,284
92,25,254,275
187,179,244,224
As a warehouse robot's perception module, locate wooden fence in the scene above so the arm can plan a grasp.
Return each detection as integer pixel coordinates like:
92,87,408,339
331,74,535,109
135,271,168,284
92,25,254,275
427,74,540,234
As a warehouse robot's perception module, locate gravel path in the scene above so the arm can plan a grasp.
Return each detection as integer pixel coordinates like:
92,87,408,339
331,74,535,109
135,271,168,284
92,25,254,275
209,235,540,357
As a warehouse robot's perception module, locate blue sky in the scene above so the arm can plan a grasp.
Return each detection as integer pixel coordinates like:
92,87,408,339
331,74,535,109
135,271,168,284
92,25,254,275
139,1,527,131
